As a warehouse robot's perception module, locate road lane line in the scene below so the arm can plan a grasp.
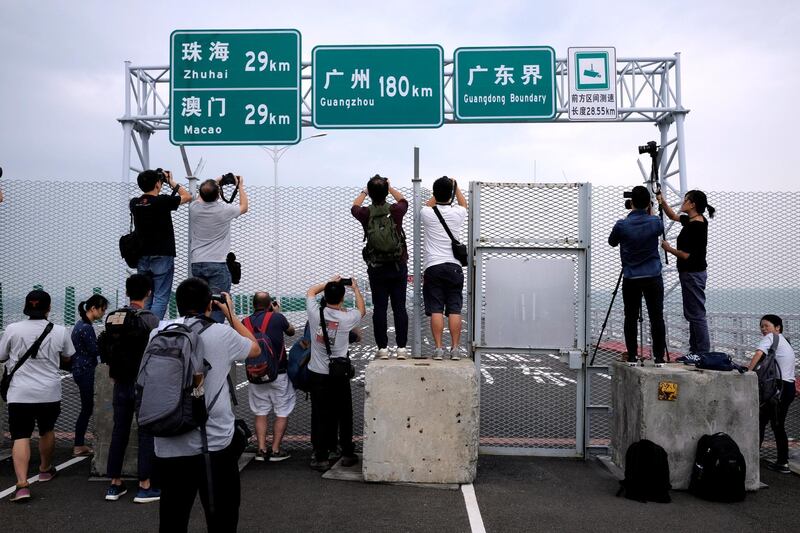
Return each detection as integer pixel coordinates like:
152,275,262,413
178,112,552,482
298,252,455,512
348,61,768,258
0,455,87,499
461,483,487,533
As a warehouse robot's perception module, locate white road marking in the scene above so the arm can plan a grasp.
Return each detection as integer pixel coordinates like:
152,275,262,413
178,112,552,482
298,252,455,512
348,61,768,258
461,483,487,533
0,455,87,500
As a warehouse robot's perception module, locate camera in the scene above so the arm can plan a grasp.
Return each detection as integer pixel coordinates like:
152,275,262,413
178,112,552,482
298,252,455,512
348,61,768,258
623,190,634,210
638,141,658,158
340,278,353,286
219,172,238,186
155,168,168,182
211,293,226,303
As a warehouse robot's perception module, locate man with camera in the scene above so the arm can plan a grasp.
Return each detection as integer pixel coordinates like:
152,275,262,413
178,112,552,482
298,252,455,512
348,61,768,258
351,175,409,360
0,290,75,502
130,168,192,320
153,278,260,532
421,176,468,361
190,174,249,323
245,291,296,462
608,185,667,366
305,276,366,471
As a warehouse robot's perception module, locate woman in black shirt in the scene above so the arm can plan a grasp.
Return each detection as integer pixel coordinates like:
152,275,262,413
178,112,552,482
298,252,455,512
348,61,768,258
657,190,716,357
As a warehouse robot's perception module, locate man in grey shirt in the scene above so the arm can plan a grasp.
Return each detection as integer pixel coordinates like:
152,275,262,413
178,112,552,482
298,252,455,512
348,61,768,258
190,175,249,323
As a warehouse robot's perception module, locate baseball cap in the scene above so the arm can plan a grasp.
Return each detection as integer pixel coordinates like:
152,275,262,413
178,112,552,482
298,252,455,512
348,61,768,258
24,290,51,318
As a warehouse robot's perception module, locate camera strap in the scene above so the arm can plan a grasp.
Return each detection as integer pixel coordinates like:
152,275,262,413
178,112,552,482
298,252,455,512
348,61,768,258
432,206,460,246
319,305,333,357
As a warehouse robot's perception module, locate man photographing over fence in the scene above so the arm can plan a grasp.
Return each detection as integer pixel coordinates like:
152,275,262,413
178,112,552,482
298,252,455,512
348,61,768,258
608,185,667,366
190,174,249,323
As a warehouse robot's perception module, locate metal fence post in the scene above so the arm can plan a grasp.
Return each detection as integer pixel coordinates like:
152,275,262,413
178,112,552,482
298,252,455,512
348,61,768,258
412,147,422,358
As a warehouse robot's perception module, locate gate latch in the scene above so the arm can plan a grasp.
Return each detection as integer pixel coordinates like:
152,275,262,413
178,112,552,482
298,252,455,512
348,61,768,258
560,349,584,370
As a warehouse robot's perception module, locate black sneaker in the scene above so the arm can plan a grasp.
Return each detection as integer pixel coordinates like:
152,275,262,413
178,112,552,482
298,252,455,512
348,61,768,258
255,449,270,462
766,461,791,474
269,449,291,462
310,458,331,472
105,482,128,501
340,454,359,467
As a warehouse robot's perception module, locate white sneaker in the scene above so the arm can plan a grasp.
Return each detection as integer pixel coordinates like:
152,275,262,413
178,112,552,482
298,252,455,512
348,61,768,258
433,348,444,360
376,348,389,360
449,346,461,361
396,347,407,360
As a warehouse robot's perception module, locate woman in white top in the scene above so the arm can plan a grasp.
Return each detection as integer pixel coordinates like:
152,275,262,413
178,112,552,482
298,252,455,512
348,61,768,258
747,314,796,473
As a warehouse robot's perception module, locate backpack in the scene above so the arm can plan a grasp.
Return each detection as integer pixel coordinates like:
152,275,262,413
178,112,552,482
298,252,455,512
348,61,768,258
287,323,312,392
754,333,783,407
135,318,213,437
101,307,157,383
242,312,280,384
689,432,746,502
362,203,404,266
695,352,737,372
617,439,671,503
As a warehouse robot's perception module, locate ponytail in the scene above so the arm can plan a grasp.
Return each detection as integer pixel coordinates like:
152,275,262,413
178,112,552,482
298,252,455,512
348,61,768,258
79,294,109,323
78,301,88,322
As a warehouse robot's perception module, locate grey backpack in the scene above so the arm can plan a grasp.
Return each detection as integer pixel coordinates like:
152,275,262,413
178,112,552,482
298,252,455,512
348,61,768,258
135,318,213,437
754,333,783,407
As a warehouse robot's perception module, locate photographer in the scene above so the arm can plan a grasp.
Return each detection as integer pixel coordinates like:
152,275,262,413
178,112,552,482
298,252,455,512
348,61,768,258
190,174,248,323
130,169,192,320
154,279,259,532
608,186,667,366
421,176,468,361
351,174,409,360
657,190,716,358
305,276,366,471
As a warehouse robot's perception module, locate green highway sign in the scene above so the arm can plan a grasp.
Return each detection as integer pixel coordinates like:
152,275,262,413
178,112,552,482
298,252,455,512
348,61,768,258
312,45,443,128
170,29,301,145
453,47,556,121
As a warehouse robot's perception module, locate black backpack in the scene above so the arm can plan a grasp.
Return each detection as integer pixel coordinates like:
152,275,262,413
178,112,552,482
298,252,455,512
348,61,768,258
754,333,783,407
689,432,746,502
100,307,157,384
617,439,671,503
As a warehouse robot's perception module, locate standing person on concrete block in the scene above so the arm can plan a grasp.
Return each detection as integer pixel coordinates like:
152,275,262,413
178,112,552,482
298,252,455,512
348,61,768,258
130,168,192,320
658,190,716,359
102,274,160,503
70,293,109,458
190,174,249,323
351,174,409,360
747,314,796,474
608,185,667,367
0,290,75,503
244,291,296,462
154,278,259,533
421,176,468,361
306,276,366,471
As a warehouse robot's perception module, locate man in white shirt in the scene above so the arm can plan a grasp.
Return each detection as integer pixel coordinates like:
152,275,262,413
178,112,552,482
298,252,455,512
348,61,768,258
189,174,249,323
420,177,468,361
0,290,75,502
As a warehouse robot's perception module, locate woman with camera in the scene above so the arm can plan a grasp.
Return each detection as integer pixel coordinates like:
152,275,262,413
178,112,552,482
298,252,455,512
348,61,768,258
657,190,716,358
70,294,108,457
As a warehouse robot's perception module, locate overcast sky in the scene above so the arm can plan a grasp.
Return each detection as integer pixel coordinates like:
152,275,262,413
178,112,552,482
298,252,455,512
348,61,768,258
1,0,797,192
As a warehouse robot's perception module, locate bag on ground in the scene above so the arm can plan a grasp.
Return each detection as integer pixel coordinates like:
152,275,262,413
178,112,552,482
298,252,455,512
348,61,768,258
362,203,404,266
754,333,783,407
242,312,280,384
617,439,671,503
689,432,746,502
135,319,212,437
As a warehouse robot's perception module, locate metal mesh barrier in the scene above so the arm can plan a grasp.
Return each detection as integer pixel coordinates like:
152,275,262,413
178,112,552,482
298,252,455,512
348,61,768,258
1,180,798,459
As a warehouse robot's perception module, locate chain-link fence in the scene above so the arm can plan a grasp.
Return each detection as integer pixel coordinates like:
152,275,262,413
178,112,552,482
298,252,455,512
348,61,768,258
0,180,798,459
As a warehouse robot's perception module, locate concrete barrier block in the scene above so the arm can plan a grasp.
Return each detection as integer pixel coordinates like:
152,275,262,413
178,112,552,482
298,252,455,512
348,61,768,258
363,359,479,484
91,365,139,477
611,362,760,490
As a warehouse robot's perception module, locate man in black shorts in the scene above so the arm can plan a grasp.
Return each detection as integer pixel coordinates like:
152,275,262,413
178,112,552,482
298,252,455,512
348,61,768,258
420,177,468,360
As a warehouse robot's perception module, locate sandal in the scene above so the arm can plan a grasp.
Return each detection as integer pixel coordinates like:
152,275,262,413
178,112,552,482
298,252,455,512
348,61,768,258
38,466,58,482
9,486,31,503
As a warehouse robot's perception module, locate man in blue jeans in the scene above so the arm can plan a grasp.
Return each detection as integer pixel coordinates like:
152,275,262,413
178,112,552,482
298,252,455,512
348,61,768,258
608,186,667,366
130,169,191,320
189,175,249,323
103,274,160,503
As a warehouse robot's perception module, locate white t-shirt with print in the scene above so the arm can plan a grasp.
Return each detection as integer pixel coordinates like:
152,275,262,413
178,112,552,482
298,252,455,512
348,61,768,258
757,333,796,382
0,319,75,403
306,297,361,375
421,204,467,271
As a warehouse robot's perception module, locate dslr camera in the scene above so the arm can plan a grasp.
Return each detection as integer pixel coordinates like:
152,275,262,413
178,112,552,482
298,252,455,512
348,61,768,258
211,293,226,304
623,190,634,210
219,172,238,187
155,168,169,183
638,141,658,158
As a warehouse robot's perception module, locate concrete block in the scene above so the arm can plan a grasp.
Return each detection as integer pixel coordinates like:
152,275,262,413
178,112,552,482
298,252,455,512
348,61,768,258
91,365,139,477
363,359,479,484
611,362,760,490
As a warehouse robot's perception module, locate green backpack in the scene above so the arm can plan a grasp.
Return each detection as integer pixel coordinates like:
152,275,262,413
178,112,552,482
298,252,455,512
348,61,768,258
362,204,404,266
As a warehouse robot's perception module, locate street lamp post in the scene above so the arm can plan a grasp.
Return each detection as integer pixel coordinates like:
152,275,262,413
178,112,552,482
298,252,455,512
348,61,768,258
261,133,327,303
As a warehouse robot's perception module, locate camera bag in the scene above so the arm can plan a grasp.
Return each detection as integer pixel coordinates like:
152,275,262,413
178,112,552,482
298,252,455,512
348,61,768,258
320,305,355,379
617,439,671,503
689,433,746,502
432,205,468,266
119,211,142,269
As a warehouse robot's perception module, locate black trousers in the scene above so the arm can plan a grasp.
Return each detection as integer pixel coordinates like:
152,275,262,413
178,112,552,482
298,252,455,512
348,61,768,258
759,380,796,464
157,441,241,533
308,369,354,461
368,263,409,349
622,275,666,362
